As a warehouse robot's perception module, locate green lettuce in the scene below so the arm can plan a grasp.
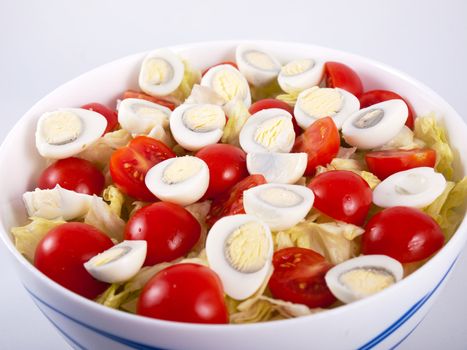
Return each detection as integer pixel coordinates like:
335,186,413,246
102,185,125,217
221,99,250,146
275,90,299,106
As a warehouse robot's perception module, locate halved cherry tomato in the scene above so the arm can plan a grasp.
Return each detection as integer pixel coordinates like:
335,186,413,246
202,61,238,76
81,102,118,134
362,206,445,263
137,263,228,324
110,136,175,201
35,222,114,299
292,117,340,176
121,90,176,110
196,144,248,199
325,62,363,97
125,202,201,265
308,170,372,226
268,247,336,308
365,148,436,180
206,174,266,226
38,157,105,195
249,98,302,135
359,90,415,129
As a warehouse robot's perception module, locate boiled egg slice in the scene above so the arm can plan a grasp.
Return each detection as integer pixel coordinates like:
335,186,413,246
325,254,403,304
235,44,281,86
145,156,209,206
206,214,273,300
170,103,226,151
239,108,295,153
118,98,171,135
246,152,307,184
243,183,314,231
84,240,147,283
294,87,360,130
35,108,107,159
278,59,324,94
342,99,408,149
373,167,446,208
138,49,185,97
200,64,251,107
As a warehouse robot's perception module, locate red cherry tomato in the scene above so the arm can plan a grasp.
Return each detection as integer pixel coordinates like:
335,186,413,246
268,247,336,308
110,136,175,201
292,117,340,176
196,144,248,199
359,90,415,129
38,157,105,195
249,98,302,135
137,263,228,324
206,174,266,226
362,206,445,263
325,62,363,97
202,61,238,76
365,148,436,180
121,90,176,111
34,222,113,299
308,170,372,226
125,202,201,266
81,102,118,134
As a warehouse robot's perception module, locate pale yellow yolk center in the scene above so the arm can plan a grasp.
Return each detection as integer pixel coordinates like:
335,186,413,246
340,267,395,296
254,117,293,150
281,59,314,76
143,58,174,85
211,69,246,102
162,157,201,184
353,109,384,128
299,87,343,118
244,51,277,71
135,106,169,129
42,111,83,145
259,187,302,208
183,105,225,132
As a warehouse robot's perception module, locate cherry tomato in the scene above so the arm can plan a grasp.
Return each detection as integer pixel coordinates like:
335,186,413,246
121,90,176,110
38,157,105,195
362,206,445,263
34,222,113,299
81,102,118,134
325,61,363,97
308,170,372,226
206,174,266,226
125,202,201,266
249,98,302,135
359,90,415,129
196,144,248,199
110,136,175,201
137,263,228,324
292,117,340,176
268,247,336,308
201,61,238,76
365,148,436,180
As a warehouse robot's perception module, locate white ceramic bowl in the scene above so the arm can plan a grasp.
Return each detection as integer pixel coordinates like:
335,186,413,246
0,41,466,350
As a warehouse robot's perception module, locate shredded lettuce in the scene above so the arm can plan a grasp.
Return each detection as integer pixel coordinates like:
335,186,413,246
146,125,176,148
276,90,300,106
377,126,425,151
102,185,125,217
221,99,250,146
185,201,211,257
185,84,225,106
11,217,65,262
84,196,125,242
169,60,201,104
250,80,282,101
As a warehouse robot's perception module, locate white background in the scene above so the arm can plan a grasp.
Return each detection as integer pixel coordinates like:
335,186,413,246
0,0,466,349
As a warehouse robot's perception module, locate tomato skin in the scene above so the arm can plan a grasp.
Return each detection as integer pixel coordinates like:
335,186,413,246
292,117,340,176
196,144,248,199
110,136,175,201
34,222,113,299
365,148,436,180
137,263,228,324
38,157,105,195
308,170,372,226
249,98,302,135
268,247,336,308
359,90,415,129
202,61,238,76
325,61,363,97
81,102,118,134
206,174,266,226
121,90,176,110
125,202,201,266
362,206,445,263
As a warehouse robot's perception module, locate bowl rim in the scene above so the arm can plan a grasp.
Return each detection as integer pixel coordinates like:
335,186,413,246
0,39,466,332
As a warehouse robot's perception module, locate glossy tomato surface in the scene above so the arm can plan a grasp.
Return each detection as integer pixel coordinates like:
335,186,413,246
269,247,336,308
125,202,201,265
38,157,105,195
137,263,228,324
249,98,302,135
325,61,363,97
110,136,175,201
121,90,176,110
81,102,118,134
34,222,113,299
362,206,445,263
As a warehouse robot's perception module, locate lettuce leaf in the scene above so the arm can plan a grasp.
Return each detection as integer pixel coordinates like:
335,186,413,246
84,196,125,242
102,185,125,217
185,201,211,257
250,80,282,101
185,84,225,106
169,60,201,104
221,99,250,146
275,90,300,106
377,126,425,151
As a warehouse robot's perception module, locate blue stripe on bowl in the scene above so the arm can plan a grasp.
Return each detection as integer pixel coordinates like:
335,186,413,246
25,256,458,350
